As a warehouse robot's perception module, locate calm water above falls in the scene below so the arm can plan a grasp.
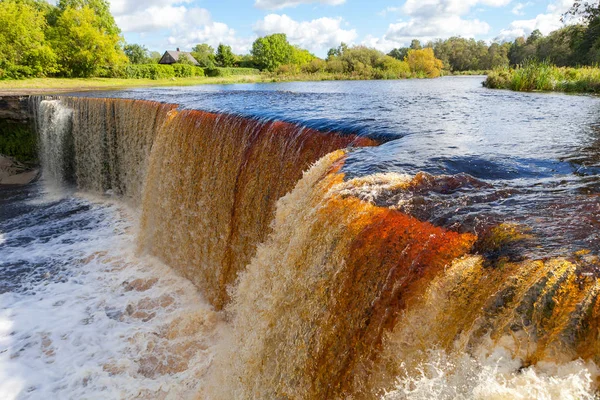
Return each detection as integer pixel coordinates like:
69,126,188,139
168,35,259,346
83,76,600,257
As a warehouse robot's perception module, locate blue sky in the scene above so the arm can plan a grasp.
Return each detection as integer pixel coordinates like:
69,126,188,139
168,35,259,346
105,0,575,57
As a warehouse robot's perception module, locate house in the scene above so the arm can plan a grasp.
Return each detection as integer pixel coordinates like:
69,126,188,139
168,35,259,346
158,48,200,65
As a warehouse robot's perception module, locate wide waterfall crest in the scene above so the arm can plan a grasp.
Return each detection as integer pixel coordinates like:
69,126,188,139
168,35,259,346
30,96,600,399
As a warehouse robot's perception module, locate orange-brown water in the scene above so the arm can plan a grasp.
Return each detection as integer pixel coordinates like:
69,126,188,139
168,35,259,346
33,96,600,399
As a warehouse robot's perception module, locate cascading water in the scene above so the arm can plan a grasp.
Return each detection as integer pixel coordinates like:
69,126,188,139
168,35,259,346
34,99,73,189
8,91,600,399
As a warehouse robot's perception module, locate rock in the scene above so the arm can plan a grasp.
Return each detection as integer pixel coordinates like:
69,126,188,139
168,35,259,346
0,155,39,185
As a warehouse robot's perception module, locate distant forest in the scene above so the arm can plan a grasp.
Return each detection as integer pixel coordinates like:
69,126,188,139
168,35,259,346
2,0,600,79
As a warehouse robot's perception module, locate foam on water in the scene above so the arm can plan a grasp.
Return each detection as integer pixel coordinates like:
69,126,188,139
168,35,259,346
0,191,224,400
383,349,599,400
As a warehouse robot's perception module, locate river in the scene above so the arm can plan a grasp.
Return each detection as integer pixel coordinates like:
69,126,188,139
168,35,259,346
1,76,599,399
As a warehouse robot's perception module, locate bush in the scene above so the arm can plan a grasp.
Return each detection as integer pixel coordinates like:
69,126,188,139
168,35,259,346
0,121,37,162
173,63,194,77
275,64,299,75
484,62,600,93
374,56,411,79
204,67,260,77
325,59,345,73
302,59,326,74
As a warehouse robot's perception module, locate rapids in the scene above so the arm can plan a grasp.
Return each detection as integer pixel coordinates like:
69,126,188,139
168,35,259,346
2,76,600,399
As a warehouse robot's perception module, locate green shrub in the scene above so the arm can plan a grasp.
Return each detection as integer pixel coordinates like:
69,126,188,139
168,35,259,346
484,61,600,93
275,64,299,75
204,67,260,77
0,121,37,162
173,64,194,78
301,59,326,74
97,64,205,79
325,59,345,74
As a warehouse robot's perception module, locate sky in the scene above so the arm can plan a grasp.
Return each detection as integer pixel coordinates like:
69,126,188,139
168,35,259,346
98,0,576,57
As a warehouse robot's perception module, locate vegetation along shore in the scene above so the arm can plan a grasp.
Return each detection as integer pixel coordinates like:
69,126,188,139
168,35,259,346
2,0,600,93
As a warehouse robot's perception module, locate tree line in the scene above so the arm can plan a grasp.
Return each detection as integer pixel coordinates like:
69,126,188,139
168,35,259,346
3,0,600,80
388,2,600,72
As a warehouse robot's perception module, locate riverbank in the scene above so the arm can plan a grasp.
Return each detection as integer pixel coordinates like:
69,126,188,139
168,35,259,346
0,75,265,94
0,71,460,94
484,62,600,93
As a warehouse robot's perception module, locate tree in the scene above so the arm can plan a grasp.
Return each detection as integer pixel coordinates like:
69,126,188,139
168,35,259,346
55,0,120,35
526,29,543,45
410,39,422,50
148,51,162,63
251,33,293,71
508,36,537,66
0,0,56,78
481,42,510,70
124,44,149,64
327,42,348,59
388,47,409,61
50,5,126,77
191,43,216,68
565,1,600,23
406,48,443,78
215,43,235,67
290,46,316,66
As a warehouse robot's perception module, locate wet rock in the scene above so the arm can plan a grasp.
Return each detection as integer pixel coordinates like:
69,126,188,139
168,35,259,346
0,155,39,185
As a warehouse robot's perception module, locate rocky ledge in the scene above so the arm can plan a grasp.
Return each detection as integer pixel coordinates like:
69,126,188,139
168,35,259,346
0,155,39,185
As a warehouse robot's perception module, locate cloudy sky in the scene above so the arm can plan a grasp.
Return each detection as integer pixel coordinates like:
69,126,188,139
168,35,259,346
104,0,575,56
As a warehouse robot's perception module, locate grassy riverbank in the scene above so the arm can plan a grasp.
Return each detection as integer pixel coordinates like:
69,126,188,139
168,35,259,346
0,71,448,94
484,61,600,93
0,75,267,94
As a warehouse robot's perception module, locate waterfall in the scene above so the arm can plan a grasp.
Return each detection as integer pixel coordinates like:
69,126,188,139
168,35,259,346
31,96,600,399
35,99,73,189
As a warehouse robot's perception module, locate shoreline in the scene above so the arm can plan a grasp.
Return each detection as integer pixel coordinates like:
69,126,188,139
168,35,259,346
0,74,490,96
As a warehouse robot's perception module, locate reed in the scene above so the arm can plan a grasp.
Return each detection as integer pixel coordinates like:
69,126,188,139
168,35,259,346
484,60,600,93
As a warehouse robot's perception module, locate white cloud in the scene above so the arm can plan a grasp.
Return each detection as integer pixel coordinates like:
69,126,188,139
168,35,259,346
387,16,490,41
115,6,203,33
364,0,509,51
402,0,512,19
254,0,345,10
496,0,573,41
111,2,251,53
109,0,192,16
254,14,357,53
511,2,531,16
378,6,401,17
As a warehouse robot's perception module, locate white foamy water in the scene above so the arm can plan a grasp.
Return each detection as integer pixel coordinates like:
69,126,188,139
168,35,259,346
384,348,599,400
0,191,223,400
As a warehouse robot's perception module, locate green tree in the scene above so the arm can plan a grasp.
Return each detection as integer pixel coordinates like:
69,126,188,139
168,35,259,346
410,39,422,50
191,43,216,68
55,0,120,35
481,42,510,70
148,51,162,63
388,47,409,61
51,5,126,77
327,42,348,59
251,33,293,71
236,53,256,68
0,0,57,78
290,46,315,66
124,43,149,64
215,43,235,67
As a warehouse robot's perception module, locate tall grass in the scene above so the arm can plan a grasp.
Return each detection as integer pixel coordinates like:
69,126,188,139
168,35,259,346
484,60,600,93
